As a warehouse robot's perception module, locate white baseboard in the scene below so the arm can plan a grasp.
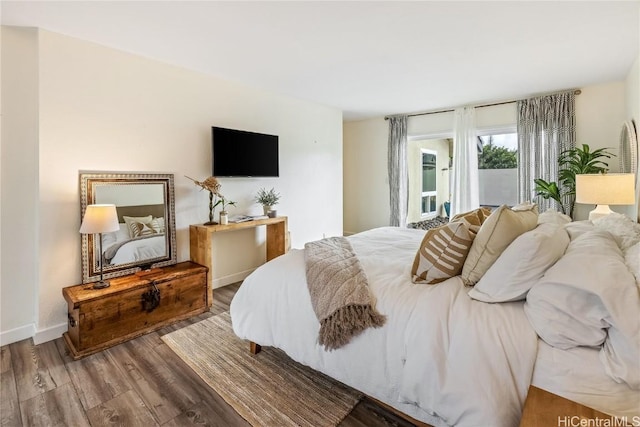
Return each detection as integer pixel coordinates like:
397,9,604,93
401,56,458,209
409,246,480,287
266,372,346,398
0,323,35,346
33,323,67,345
1,322,66,346
212,268,255,289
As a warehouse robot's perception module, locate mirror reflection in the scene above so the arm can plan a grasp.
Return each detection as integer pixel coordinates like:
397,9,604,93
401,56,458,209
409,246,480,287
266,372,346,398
95,184,167,266
80,173,177,283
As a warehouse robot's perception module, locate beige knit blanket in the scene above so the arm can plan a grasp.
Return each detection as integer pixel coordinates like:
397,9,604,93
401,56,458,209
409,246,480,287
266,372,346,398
304,237,386,350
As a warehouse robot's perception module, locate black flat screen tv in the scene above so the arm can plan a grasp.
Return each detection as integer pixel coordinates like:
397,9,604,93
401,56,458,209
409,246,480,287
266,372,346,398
212,127,279,177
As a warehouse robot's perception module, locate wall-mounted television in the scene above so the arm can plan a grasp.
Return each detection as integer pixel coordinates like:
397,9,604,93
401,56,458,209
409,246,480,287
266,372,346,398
212,127,279,177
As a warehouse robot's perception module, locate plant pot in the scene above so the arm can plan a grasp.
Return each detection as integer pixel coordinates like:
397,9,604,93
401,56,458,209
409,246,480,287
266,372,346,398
267,210,277,218
219,211,228,225
262,205,272,216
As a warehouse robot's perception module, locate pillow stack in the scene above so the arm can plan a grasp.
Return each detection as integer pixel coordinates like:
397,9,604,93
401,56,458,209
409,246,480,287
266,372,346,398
468,222,570,302
411,208,491,284
460,204,539,285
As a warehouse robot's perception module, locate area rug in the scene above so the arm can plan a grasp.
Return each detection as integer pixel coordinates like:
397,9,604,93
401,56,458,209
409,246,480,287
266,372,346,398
161,312,363,426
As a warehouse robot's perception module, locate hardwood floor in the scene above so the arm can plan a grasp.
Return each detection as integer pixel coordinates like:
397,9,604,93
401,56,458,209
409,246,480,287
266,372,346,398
1,283,415,427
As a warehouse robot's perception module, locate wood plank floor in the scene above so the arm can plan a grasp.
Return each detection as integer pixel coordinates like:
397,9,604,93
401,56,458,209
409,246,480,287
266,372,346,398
1,283,415,427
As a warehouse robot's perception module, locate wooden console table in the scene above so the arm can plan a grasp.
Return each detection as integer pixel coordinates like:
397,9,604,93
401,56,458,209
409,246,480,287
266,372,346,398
189,216,288,306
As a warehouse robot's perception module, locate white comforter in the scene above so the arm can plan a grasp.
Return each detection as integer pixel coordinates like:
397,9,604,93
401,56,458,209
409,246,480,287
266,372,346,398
106,234,166,265
230,227,538,426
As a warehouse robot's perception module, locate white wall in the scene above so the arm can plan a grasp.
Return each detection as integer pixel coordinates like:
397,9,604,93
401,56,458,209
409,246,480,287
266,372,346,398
344,83,628,233
343,118,388,235
1,27,343,345
1,27,39,344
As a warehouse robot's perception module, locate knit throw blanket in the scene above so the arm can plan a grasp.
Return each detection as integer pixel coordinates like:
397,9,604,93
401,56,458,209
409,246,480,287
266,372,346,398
304,237,386,350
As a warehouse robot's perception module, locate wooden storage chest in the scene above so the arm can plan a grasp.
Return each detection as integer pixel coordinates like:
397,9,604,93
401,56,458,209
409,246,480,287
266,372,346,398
62,261,208,359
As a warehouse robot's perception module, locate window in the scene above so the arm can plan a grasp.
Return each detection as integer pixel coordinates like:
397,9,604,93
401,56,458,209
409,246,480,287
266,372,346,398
477,132,518,207
421,150,437,216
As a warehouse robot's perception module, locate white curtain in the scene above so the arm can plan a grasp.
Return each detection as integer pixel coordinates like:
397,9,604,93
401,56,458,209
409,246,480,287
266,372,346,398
451,107,479,217
387,115,408,226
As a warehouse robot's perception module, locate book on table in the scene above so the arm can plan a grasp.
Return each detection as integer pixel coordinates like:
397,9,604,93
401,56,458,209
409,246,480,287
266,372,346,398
228,214,269,223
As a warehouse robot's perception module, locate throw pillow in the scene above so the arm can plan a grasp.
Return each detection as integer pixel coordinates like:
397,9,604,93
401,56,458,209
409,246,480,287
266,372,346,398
468,223,570,302
123,215,153,238
411,222,477,284
129,221,156,238
450,207,493,228
150,217,165,233
461,204,538,285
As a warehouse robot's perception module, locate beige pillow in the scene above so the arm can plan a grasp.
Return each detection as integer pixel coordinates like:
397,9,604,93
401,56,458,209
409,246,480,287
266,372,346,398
150,217,165,233
411,222,478,284
461,204,538,285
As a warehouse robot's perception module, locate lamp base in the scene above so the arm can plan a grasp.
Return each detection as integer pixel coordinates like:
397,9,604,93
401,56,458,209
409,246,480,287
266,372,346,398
588,204,614,221
93,280,110,289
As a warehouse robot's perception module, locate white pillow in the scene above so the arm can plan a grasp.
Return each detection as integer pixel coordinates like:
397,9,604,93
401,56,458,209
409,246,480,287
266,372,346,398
564,220,594,240
469,223,570,303
537,209,572,225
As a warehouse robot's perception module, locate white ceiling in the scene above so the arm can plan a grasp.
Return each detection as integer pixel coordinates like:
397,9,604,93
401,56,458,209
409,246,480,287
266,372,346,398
2,1,639,121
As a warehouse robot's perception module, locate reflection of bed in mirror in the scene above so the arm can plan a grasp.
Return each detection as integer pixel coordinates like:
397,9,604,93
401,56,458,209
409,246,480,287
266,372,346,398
80,172,177,284
102,204,167,266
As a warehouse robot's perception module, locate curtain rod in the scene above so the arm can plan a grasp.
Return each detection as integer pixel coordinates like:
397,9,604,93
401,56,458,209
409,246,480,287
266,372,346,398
384,89,582,120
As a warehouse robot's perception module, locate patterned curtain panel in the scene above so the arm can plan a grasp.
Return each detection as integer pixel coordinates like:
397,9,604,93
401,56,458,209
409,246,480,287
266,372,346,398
451,107,480,217
517,91,576,214
387,115,408,227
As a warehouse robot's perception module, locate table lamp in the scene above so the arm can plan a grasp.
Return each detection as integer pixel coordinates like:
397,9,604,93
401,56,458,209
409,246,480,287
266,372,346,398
80,204,120,289
575,173,635,221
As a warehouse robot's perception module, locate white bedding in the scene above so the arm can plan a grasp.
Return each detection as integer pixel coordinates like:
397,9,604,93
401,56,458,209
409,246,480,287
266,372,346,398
102,223,167,265
230,227,539,426
532,341,640,419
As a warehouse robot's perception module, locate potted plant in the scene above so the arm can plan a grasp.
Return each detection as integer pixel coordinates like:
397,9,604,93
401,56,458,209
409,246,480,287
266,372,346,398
255,187,281,216
214,196,236,225
534,144,613,218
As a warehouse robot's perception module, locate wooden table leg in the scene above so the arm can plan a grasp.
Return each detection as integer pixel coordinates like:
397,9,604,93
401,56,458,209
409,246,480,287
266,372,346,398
249,341,262,354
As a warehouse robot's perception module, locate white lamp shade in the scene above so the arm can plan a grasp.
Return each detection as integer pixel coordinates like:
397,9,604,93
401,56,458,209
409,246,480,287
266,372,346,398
575,173,635,205
79,204,120,234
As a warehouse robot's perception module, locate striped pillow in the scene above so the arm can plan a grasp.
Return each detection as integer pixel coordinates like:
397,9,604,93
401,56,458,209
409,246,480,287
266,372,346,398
411,222,477,284
129,221,156,238
450,207,492,230
411,208,493,285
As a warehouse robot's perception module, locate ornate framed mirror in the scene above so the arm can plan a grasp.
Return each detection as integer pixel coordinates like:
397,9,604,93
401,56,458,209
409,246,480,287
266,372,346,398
619,120,638,174
80,172,177,283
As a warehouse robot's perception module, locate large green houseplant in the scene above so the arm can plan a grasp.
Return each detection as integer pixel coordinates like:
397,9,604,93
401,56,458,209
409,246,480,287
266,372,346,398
534,144,614,218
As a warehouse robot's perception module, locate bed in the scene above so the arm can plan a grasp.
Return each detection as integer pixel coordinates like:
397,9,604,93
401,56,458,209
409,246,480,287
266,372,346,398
230,209,640,426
